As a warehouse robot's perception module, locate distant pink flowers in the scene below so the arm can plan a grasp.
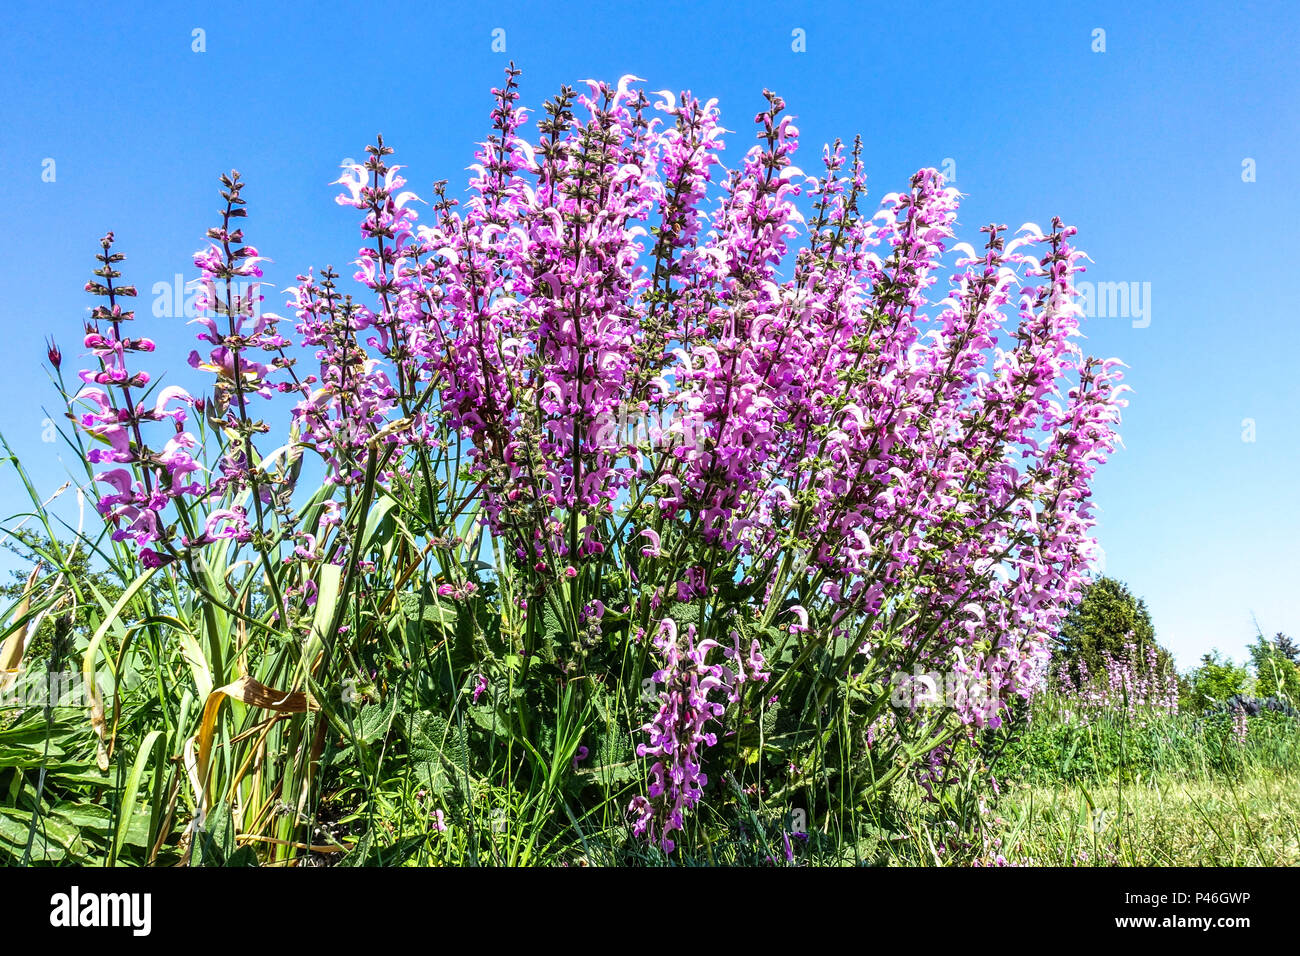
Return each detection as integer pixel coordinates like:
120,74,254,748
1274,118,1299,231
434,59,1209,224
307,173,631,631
1048,638,1179,725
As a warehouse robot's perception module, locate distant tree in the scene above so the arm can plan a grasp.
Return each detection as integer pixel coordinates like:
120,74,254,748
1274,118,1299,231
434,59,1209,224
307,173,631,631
1271,631,1299,664
1054,576,1171,680
1184,650,1250,713
1248,632,1300,702
0,529,138,665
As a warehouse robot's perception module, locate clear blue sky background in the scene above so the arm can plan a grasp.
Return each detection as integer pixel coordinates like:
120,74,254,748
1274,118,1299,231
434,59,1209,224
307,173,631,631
1,1,1296,668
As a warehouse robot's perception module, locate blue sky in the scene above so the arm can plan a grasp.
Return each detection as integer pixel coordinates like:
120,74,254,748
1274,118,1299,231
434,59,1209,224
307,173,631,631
1,1,1296,667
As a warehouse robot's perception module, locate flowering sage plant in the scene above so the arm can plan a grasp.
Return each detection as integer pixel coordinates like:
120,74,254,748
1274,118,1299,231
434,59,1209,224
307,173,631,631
45,66,1123,863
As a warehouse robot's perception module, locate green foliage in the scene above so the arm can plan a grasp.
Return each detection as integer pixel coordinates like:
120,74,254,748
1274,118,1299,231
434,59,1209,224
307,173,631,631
1183,650,1251,714
1,529,152,668
1248,632,1300,702
1271,632,1300,664
998,699,1300,785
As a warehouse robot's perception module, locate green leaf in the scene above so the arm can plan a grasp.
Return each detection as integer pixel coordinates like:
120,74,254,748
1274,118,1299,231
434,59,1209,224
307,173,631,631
110,729,162,865
406,712,471,799
194,801,236,867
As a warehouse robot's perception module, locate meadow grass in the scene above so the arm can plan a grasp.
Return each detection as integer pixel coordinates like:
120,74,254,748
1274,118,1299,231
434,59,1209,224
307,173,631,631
5,672,1298,866
790,701,1300,868
969,701,1300,867
994,771,1300,866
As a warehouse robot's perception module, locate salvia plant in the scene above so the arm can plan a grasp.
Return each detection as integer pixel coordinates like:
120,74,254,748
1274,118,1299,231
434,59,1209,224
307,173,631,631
1001,652,1293,792
1048,639,1181,725
3,67,1127,865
